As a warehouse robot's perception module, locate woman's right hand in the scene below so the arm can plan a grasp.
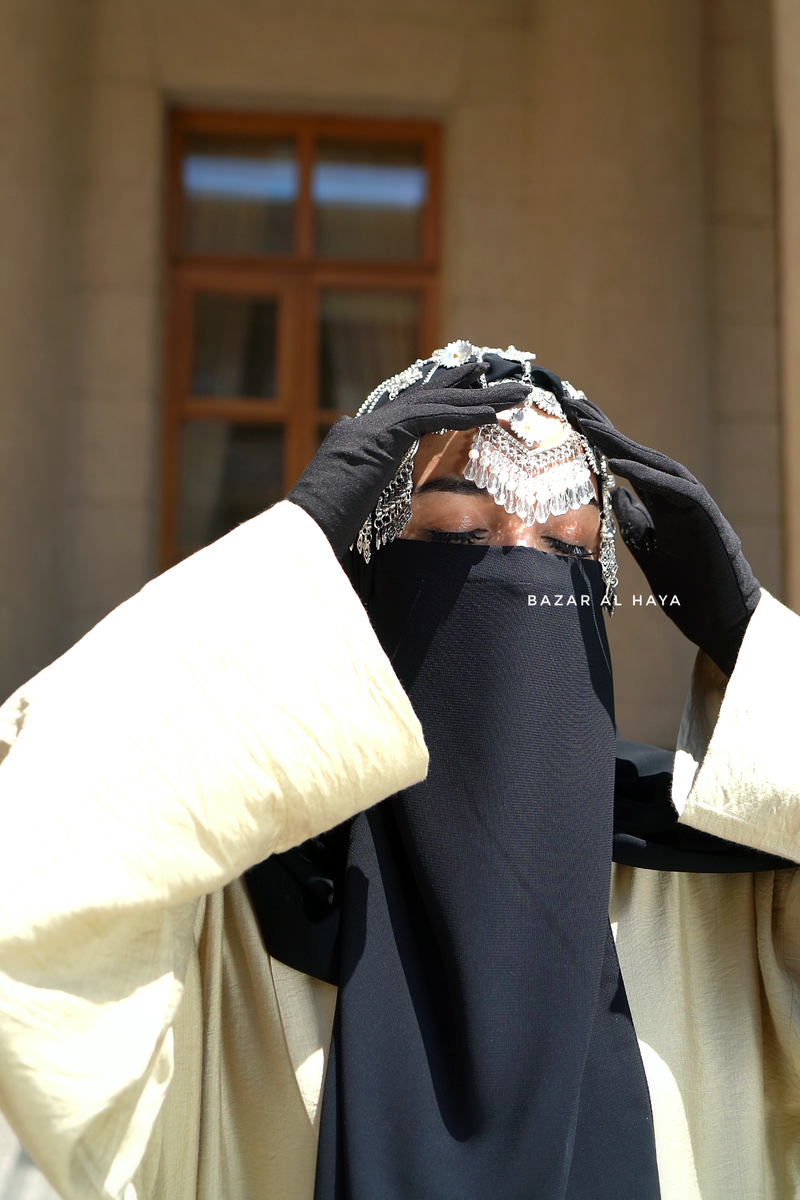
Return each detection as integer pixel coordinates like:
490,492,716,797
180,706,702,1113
287,361,530,559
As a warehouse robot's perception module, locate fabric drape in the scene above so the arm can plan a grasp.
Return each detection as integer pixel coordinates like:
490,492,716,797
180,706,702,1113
0,501,428,1200
314,541,659,1200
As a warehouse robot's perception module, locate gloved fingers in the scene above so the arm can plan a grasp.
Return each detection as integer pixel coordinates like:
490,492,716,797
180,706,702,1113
435,359,490,389
579,422,699,482
559,394,700,485
441,380,532,410
611,487,656,554
400,404,503,436
607,457,707,509
404,360,489,395
401,381,530,418
559,407,648,467
611,463,741,560
559,391,608,427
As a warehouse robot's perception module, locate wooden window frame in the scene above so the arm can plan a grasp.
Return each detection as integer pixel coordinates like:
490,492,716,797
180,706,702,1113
161,108,441,567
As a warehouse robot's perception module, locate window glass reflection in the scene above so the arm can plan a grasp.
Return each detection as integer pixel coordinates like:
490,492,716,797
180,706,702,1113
191,294,278,398
177,422,283,557
319,289,420,412
183,136,298,254
313,140,426,261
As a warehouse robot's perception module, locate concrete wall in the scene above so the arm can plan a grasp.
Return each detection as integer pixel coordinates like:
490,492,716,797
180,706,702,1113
0,0,783,748
524,0,709,741
0,0,87,696
707,0,781,598
774,0,800,609
60,1,164,653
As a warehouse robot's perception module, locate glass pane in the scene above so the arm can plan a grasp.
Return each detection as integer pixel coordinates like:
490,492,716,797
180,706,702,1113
176,422,283,557
313,140,426,261
319,289,420,412
183,135,298,255
191,293,278,397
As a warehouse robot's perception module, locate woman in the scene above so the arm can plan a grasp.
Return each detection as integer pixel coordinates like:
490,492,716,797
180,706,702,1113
264,343,795,1199
0,344,799,1200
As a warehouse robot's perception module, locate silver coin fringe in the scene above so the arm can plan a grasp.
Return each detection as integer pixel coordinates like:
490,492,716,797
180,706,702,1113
355,440,418,565
461,423,618,612
463,426,595,524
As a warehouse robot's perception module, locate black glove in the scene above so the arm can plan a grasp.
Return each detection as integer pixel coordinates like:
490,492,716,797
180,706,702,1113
560,392,760,676
287,361,529,559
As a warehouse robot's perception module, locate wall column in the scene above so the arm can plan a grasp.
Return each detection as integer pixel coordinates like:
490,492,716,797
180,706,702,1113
0,0,87,698
773,0,800,609
527,0,707,744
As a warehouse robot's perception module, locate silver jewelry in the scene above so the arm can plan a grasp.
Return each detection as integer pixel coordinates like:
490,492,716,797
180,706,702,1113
597,453,619,611
508,386,567,439
352,343,618,610
357,361,426,417
463,425,596,525
431,340,479,368
355,440,419,564
560,382,619,610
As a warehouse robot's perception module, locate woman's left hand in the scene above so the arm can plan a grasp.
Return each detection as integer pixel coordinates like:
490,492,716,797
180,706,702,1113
560,390,760,676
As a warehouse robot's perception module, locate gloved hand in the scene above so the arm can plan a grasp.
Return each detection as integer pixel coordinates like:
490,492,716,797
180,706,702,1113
287,361,529,559
560,391,760,677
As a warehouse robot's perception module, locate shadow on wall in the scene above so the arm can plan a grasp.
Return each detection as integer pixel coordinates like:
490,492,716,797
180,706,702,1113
0,1115,61,1200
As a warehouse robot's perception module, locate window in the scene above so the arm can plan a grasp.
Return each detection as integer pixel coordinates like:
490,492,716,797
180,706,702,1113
162,110,441,564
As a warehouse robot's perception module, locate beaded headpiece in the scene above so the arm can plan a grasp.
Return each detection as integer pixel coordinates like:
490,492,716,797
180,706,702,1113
354,341,618,610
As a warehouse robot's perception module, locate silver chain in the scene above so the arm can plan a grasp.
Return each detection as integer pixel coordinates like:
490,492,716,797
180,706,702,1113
355,440,419,563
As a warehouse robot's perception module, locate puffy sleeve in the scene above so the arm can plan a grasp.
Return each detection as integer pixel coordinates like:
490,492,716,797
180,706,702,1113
672,590,800,860
0,501,428,1200
611,591,800,1199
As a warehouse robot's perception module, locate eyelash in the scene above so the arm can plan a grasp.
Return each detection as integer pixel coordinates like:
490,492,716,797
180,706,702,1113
543,537,591,559
425,529,591,556
426,528,490,545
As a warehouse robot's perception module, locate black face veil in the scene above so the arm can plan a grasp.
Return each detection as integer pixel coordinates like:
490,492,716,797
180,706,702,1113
312,541,660,1200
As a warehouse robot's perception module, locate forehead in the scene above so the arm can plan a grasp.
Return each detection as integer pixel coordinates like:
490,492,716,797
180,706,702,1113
412,430,476,487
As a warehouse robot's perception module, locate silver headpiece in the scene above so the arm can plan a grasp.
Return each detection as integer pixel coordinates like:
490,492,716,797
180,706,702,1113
354,341,618,611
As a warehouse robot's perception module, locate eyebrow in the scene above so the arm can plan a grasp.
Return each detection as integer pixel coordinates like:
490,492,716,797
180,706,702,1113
413,476,486,497
413,474,600,507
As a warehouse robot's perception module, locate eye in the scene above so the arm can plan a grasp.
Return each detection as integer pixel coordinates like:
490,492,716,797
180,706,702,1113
425,528,490,546
542,536,593,559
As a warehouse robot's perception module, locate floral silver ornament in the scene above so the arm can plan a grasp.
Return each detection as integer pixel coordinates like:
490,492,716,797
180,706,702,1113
431,340,479,368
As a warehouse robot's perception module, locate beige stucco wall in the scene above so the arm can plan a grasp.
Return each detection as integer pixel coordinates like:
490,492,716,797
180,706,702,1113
774,0,800,610
61,1,163,653
521,0,709,740
0,0,783,749
0,0,87,693
707,0,781,596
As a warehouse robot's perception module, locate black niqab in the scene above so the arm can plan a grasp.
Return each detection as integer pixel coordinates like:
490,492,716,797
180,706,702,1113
313,541,659,1199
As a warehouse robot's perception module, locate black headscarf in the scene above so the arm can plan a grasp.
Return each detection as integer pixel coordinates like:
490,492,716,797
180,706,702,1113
613,739,794,872
311,541,659,1199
